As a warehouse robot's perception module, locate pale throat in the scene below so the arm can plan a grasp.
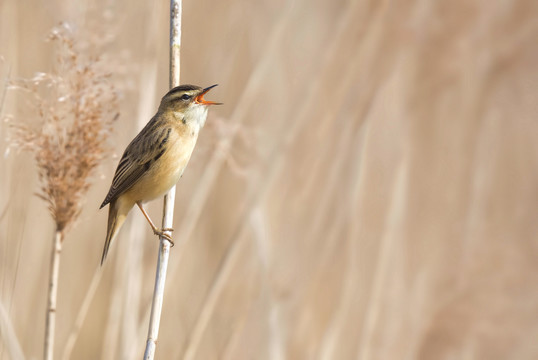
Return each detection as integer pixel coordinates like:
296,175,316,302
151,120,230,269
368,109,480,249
174,104,208,132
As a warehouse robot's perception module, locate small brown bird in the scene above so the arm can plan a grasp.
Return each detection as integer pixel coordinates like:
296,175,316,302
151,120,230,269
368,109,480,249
100,84,221,265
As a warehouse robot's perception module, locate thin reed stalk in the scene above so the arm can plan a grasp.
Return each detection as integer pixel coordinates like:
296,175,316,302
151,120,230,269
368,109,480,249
143,1,181,358
44,230,63,360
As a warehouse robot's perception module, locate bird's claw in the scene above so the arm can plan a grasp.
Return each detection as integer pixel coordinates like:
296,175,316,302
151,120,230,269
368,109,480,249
154,229,175,247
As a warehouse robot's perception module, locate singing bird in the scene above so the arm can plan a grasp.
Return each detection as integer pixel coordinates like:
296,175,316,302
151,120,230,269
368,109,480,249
99,84,221,265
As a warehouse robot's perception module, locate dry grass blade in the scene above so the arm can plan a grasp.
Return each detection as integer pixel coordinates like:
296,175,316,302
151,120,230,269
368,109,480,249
60,268,103,360
0,301,24,360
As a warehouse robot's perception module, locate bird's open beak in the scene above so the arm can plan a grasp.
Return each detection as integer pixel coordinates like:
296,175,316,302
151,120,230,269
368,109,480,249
195,84,222,105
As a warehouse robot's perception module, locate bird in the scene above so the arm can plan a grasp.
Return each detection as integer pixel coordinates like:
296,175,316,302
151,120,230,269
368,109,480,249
99,84,221,265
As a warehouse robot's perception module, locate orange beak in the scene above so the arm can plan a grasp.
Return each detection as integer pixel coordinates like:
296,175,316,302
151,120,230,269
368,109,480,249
195,84,222,105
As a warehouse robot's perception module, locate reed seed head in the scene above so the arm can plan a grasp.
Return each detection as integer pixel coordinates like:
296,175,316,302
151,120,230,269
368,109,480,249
7,23,120,234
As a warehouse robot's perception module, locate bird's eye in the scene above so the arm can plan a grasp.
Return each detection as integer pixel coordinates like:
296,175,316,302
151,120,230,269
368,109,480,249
181,94,191,101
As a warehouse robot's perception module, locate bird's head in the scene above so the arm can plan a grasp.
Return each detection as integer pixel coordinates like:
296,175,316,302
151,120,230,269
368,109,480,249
158,84,221,126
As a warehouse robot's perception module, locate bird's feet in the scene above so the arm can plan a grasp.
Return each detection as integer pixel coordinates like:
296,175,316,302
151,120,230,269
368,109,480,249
154,228,175,247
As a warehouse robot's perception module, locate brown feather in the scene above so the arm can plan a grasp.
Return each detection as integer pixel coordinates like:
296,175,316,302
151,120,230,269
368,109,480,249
101,198,132,265
100,116,174,208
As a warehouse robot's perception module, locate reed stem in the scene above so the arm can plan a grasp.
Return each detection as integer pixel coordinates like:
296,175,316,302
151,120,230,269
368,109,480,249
44,230,63,360
143,1,181,358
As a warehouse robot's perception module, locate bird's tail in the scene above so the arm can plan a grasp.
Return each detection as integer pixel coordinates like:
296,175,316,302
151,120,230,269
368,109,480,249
101,199,130,265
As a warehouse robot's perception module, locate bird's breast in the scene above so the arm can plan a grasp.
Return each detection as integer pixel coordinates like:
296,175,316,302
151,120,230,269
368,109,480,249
125,127,199,203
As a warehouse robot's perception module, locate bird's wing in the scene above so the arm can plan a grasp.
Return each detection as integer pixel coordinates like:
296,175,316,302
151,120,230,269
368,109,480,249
100,117,173,208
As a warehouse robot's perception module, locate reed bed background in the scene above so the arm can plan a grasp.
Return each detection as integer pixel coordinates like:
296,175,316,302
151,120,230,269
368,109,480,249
1,0,538,359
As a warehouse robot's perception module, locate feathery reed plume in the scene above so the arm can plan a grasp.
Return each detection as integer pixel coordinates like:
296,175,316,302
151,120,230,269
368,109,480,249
9,24,119,232
6,23,119,360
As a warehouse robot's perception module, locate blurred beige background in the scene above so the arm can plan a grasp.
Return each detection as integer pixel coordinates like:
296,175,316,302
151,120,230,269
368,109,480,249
1,0,538,359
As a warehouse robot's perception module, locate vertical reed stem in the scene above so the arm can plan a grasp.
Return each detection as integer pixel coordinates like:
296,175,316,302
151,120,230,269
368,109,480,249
44,230,63,360
143,1,181,358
